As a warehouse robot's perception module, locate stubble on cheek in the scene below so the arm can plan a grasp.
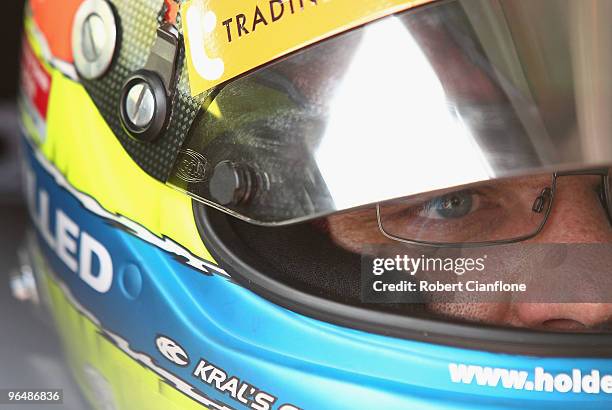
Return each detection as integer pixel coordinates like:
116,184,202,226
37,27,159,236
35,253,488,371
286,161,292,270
327,212,527,327
327,212,519,326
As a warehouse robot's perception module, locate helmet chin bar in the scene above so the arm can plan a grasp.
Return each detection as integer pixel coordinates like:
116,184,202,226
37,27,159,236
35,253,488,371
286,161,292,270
119,22,181,142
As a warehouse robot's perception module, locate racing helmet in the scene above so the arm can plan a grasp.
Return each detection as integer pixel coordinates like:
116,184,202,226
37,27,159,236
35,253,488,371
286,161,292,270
17,0,612,408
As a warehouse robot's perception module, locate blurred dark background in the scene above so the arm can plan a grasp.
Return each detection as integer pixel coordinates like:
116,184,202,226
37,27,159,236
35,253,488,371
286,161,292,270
0,1,25,99
0,0,25,203
0,1,89,408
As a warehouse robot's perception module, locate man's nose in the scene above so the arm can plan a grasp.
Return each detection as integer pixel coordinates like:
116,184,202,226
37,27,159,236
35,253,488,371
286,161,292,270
533,176,612,243
515,303,612,331
517,176,612,331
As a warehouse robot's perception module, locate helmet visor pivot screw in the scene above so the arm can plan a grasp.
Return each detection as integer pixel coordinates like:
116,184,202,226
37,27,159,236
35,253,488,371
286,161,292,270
119,20,180,142
119,71,168,142
124,82,155,129
209,161,259,207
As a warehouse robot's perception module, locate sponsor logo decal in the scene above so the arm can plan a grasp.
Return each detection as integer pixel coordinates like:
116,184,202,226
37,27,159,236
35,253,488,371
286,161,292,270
181,0,433,95
156,335,190,367
20,37,52,141
175,149,208,183
25,160,114,294
154,336,302,410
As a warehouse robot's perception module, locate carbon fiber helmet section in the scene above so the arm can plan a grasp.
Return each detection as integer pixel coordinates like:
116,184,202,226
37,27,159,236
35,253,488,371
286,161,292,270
80,0,206,181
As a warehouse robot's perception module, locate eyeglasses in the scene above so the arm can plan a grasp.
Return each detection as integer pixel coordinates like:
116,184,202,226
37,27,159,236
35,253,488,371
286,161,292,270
376,169,612,248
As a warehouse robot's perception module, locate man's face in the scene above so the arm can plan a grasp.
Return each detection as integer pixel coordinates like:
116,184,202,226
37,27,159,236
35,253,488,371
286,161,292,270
327,173,612,332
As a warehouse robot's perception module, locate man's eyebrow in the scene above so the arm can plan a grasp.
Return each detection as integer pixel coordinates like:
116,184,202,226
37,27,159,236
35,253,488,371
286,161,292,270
493,175,552,190
413,174,553,196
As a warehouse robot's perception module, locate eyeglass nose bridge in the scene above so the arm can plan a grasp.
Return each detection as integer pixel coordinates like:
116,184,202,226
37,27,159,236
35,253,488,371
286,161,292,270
532,187,552,214
541,169,612,230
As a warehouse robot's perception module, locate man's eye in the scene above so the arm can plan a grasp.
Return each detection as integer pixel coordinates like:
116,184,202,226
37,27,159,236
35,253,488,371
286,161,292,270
420,190,476,220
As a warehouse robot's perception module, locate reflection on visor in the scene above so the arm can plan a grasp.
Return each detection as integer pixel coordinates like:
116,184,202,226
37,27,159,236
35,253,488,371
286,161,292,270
169,0,612,225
